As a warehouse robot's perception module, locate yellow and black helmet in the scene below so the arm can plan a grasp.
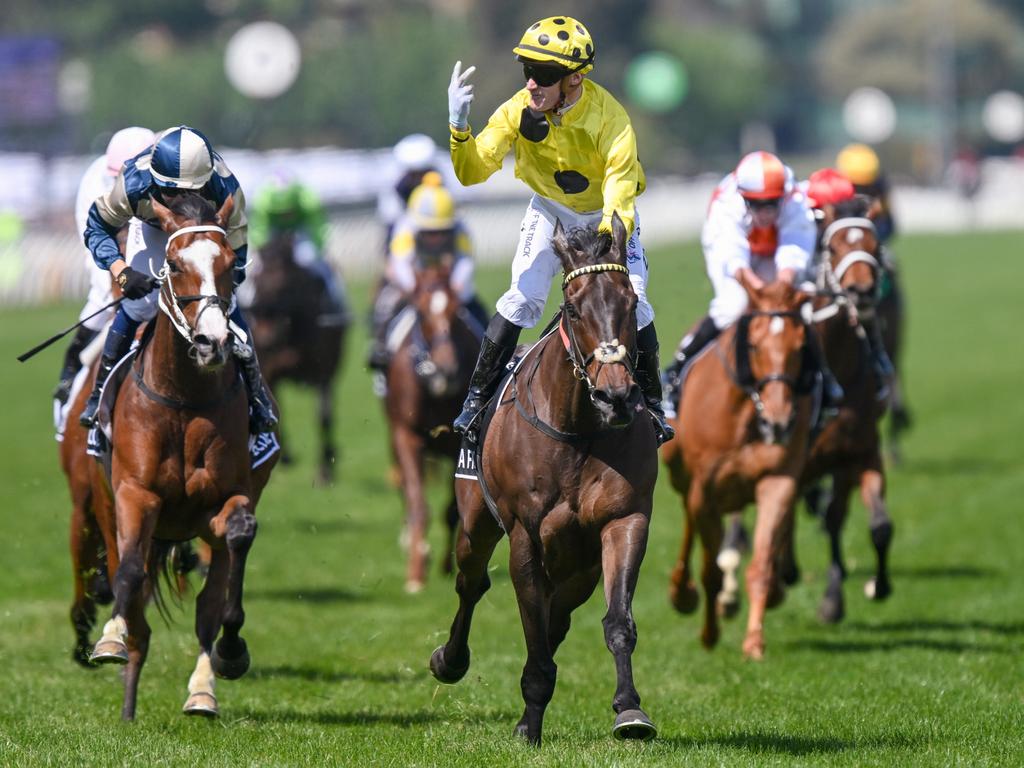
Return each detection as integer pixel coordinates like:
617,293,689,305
836,143,881,186
407,172,456,231
513,16,595,75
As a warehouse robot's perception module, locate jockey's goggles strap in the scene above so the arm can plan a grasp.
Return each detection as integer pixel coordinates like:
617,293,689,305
562,263,629,289
821,217,876,248
166,225,228,251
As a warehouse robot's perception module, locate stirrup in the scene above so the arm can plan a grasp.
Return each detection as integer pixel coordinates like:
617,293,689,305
453,400,485,438
79,394,101,428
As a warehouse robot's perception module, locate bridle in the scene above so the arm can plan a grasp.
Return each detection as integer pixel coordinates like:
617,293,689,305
558,262,634,399
157,225,233,354
814,216,881,332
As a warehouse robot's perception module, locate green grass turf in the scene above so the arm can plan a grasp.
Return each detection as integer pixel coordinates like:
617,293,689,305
0,231,1022,766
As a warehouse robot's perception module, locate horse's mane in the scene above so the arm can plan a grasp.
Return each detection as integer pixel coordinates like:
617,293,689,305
167,192,217,224
832,195,871,220
566,226,613,262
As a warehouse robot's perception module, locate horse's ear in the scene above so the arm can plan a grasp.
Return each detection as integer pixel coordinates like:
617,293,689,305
215,194,235,229
552,218,571,267
865,196,883,221
610,211,628,264
149,194,179,233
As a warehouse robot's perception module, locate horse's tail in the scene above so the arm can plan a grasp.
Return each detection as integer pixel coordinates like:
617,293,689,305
147,539,193,625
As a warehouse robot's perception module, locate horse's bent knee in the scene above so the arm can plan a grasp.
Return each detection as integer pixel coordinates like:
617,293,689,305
226,511,257,550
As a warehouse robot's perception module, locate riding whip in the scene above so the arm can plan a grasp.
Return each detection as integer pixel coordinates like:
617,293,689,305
16,297,124,362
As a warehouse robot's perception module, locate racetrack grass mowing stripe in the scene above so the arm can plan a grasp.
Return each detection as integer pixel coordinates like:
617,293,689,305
1,230,1021,766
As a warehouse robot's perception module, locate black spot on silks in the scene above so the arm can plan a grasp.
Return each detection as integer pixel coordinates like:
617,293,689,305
557,31,569,40
572,47,581,58
553,18,565,24
553,170,590,194
576,24,586,34
530,22,540,30
585,43,593,56
519,107,550,142
538,34,550,45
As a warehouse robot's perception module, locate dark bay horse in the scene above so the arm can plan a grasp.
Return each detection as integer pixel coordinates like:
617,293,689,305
383,261,481,592
78,193,277,720
877,255,911,463
247,232,347,484
430,213,659,745
801,201,894,622
661,281,814,659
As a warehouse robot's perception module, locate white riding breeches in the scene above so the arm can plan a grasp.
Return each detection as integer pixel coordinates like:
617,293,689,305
495,195,653,330
707,256,780,331
79,252,116,331
121,219,168,322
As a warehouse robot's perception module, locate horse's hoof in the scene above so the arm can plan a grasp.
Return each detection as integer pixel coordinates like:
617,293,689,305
72,643,97,668
742,637,765,661
864,578,892,601
818,595,845,624
211,638,250,680
716,592,740,619
404,579,425,594
183,691,219,718
700,627,720,650
429,645,469,684
781,563,801,587
89,639,128,665
669,582,699,614
613,709,657,741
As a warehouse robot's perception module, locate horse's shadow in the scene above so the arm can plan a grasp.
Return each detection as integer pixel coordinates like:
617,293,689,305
886,564,1000,580
246,586,366,604
786,636,1008,654
663,729,921,755
248,664,408,685
845,618,1024,636
235,705,516,728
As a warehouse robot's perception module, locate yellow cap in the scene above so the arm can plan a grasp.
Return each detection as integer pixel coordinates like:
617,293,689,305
513,16,594,75
836,143,881,186
407,173,455,231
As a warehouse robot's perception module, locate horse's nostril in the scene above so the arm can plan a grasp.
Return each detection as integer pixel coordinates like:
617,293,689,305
591,389,613,406
193,334,212,349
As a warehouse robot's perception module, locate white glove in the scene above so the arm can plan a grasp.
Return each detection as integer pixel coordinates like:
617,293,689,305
448,60,476,130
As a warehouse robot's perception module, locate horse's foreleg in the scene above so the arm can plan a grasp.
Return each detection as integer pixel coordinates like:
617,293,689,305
743,476,797,660
859,458,893,602
715,512,746,619
696,512,724,648
317,382,336,485
440,484,458,577
430,480,502,684
668,484,700,614
392,426,429,593
208,495,256,681
69,498,99,667
92,483,160,720
601,512,657,741
184,547,231,717
819,469,855,624
508,525,556,746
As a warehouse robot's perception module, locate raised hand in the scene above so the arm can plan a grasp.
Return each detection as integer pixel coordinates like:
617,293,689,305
448,60,477,130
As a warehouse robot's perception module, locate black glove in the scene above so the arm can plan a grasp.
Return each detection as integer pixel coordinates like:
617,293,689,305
116,267,159,299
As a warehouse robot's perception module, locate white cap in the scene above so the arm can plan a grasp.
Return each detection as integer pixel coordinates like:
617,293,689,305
393,133,438,172
105,127,156,177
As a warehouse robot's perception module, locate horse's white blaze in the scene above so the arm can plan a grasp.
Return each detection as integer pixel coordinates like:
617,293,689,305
845,227,864,244
594,338,627,364
769,316,785,336
430,290,449,315
180,240,229,342
187,651,216,698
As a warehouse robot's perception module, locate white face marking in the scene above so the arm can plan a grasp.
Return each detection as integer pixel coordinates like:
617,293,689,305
769,316,785,336
845,228,863,244
178,239,228,342
430,290,449,315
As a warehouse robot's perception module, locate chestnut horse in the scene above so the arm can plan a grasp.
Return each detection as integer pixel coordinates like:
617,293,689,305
383,261,482,592
430,214,659,745
247,232,347,484
78,193,277,720
661,281,814,659
801,200,894,622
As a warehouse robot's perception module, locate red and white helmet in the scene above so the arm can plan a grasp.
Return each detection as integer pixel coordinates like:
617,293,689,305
105,126,156,177
735,151,792,200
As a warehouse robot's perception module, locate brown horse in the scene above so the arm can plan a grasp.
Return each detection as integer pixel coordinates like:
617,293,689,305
661,280,814,659
72,192,277,720
877,257,911,463
247,232,347,484
430,213,659,745
801,200,894,623
383,261,482,592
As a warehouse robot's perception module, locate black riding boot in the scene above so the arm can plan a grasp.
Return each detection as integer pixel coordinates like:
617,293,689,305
79,327,133,428
805,327,844,411
661,315,719,418
452,314,521,438
55,326,100,405
235,342,278,434
865,319,894,401
635,323,675,445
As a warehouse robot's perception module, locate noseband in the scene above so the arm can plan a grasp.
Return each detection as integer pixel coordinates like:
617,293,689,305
157,225,233,353
559,263,633,398
816,216,881,327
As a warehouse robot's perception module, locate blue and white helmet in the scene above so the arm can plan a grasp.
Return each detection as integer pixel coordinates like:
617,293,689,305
150,126,215,189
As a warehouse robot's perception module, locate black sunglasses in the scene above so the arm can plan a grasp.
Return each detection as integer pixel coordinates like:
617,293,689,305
523,64,566,87
746,197,782,211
